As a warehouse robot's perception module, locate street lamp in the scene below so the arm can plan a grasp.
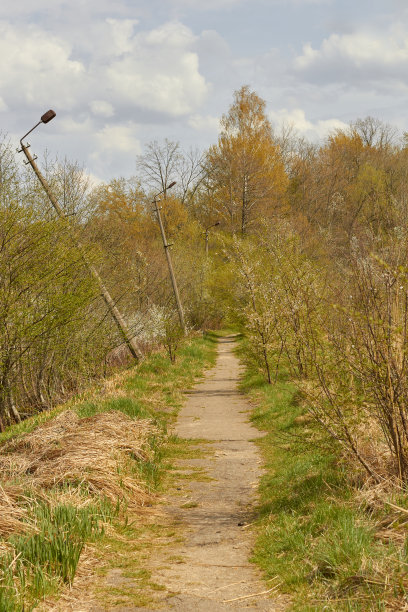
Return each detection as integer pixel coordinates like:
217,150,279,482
204,221,220,256
20,109,56,145
152,182,186,334
18,110,142,361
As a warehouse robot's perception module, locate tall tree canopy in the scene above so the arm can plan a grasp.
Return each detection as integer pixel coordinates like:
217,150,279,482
205,86,288,235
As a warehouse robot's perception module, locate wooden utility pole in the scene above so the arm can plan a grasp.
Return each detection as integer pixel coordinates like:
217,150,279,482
19,112,142,360
153,184,186,334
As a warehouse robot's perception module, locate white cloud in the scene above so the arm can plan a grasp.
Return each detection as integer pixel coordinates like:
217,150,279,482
188,114,220,132
0,19,208,120
86,171,105,189
294,25,408,90
105,18,139,54
0,0,124,22
269,108,348,140
104,21,208,116
289,0,331,3
88,122,142,180
172,0,329,7
89,100,115,118
170,0,244,9
0,21,84,109
93,124,142,154
2,0,405,183
0,14,212,179
57,116,94,135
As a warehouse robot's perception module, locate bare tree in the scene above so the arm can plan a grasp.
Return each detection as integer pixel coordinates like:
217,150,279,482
352,116,398,150
136,140,205,206
178,147,205,206
137,139,182,195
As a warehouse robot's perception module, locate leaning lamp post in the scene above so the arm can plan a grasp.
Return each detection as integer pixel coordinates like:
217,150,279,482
152,182,186,334
18,110,142,360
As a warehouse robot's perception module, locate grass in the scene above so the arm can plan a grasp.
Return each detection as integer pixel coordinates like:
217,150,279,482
0,334,217,447
0,498,115,611
238,351,408,611
0,333,217,610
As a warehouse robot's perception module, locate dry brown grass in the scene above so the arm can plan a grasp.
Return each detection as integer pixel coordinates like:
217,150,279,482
0,484,32,536
0,409,159,537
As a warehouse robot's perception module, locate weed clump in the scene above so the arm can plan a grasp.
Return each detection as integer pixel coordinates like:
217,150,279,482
0,500,113,610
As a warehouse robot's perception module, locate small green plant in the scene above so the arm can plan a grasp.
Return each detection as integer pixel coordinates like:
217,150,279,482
0,552,20,611
0,500,114,610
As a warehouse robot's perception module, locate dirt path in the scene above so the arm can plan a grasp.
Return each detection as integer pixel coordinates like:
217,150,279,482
133,336,286,611
55,336,287,611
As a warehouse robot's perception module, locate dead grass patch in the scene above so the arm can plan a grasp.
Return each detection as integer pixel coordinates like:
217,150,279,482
0,410,159,538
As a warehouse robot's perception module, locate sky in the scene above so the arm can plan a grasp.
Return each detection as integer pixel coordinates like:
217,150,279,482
2,0,408,183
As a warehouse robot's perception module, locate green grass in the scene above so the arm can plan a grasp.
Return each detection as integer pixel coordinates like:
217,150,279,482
239,355,408,611
206,328,242,340
0,334,217,610
0,499,116,611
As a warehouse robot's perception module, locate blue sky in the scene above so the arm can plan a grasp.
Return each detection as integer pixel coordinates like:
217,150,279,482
2,0,408,182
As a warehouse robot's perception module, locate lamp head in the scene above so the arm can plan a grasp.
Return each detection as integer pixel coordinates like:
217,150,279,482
41,110,56,124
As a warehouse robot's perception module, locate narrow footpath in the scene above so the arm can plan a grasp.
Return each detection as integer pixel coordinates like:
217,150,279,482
138,336,286,611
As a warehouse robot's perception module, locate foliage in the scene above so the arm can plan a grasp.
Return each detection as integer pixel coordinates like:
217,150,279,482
0,140,115,429
300,243,408,482
223,192,408,483
224,224,325,382
205,86,288,235
240,352,408,611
